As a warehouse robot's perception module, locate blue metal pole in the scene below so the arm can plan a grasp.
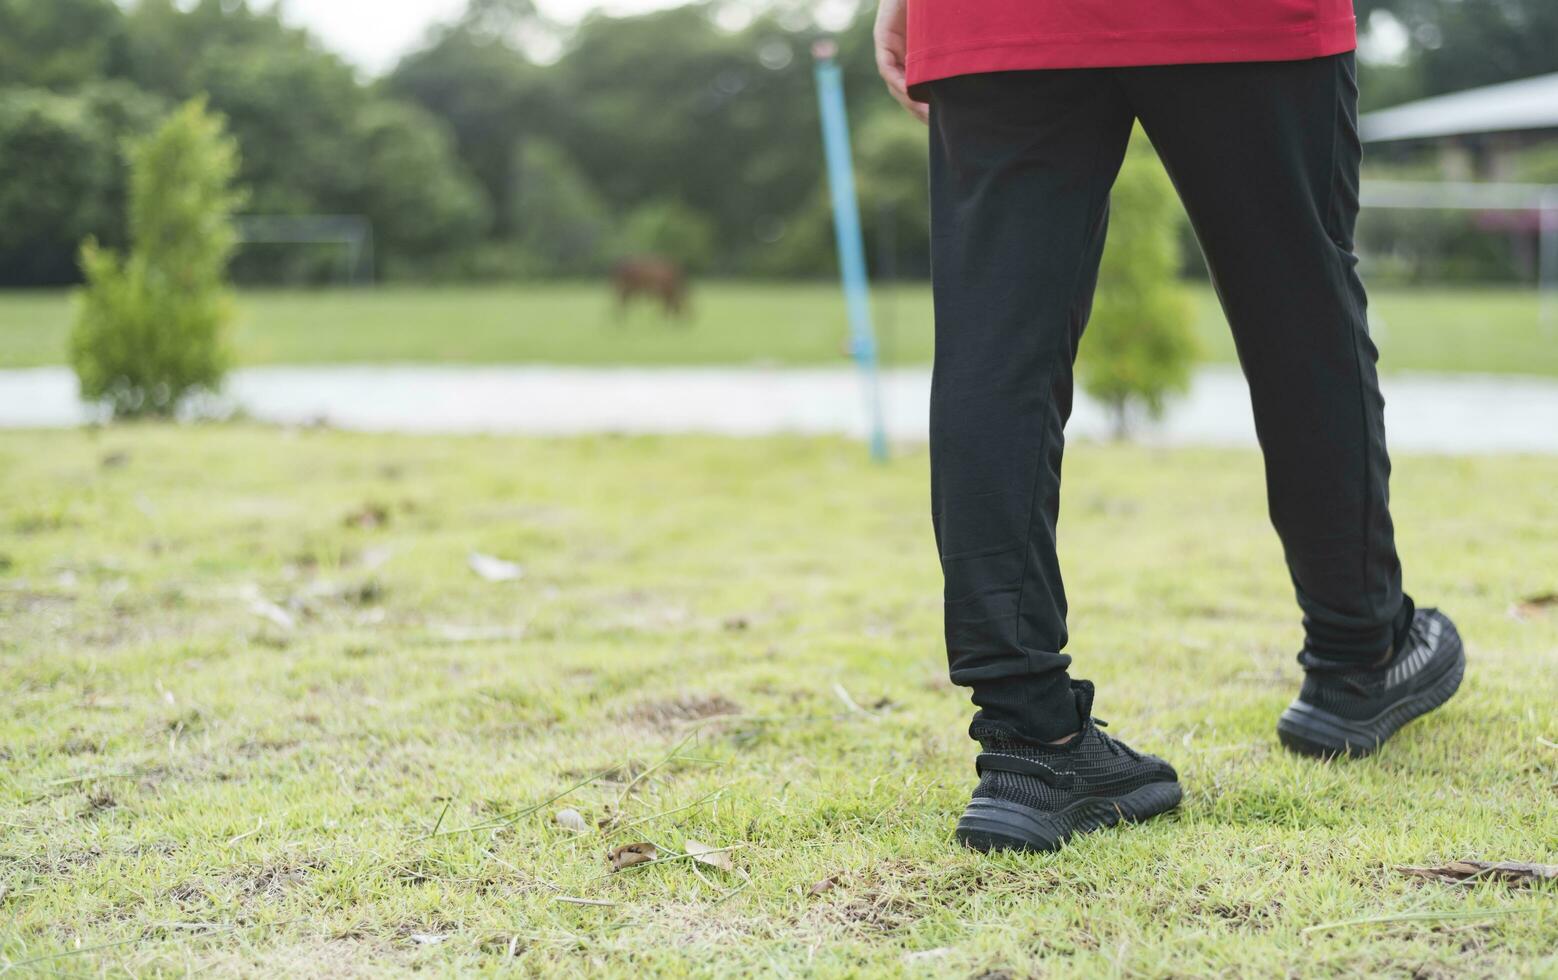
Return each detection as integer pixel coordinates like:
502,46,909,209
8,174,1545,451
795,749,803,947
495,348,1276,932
812,41,888,462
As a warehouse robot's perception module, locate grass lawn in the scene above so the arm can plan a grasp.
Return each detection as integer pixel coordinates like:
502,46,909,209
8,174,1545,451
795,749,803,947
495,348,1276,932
2,427,1555,976
2,282,1555,377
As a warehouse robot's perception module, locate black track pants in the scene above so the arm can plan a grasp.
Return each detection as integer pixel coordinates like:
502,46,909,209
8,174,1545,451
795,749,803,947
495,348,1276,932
926,53,1411,742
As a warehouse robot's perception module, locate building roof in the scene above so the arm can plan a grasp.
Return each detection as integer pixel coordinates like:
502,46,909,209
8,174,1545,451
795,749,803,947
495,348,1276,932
1360,71,1558,143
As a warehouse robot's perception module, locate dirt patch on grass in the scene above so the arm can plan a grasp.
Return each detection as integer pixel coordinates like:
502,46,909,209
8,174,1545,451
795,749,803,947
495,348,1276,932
802,859,1059,939
223,858,326,900
387,858,540,897
811,886,921,936
1202,897,1280,932
59,733,103,755
802,860,941,937
164,881,208,906
232,737,302,757
620,694,741,731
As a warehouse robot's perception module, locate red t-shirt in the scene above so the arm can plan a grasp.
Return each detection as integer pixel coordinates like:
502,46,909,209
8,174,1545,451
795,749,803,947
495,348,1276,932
906,0,1357,89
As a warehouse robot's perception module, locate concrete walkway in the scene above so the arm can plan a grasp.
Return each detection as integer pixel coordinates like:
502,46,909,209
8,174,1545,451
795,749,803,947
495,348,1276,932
3,364,1556,452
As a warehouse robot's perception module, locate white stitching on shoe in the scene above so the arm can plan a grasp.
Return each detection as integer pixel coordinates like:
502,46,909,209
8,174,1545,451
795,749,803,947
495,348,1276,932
979,752,1069,779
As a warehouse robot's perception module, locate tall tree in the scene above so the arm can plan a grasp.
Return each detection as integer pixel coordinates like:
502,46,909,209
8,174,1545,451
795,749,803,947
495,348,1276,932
0,0,126,90
120,0,487,278
0,84,163,285
384,0,553,238
548,6,887,273
1357,0,1558,100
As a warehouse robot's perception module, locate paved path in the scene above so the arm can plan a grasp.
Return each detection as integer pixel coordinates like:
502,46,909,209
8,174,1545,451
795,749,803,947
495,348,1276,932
3,365,1556,452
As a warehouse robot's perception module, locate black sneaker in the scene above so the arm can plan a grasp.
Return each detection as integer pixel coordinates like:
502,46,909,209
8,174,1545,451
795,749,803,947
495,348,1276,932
1277,607,1464,759
956,681,1182,853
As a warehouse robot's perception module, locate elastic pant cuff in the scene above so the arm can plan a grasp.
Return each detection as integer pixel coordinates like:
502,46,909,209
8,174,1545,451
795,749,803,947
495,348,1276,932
1302,593,1415,665
967,673,1081,743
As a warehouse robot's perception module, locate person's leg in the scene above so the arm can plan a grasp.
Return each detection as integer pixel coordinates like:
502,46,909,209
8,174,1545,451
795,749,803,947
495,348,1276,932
1119,54,1464,758
930,70,1185,851
926,69,1132,743
1120,53,1410,664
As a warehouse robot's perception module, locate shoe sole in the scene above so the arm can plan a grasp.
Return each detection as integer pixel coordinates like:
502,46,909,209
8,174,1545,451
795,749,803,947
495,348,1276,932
1276,632,1465,759
955,781,1183,853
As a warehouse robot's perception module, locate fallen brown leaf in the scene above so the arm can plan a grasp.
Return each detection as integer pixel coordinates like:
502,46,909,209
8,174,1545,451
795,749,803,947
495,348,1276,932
808,875,839,897
621,694,741,730
1510,592,1558,620
607,841,658,871
1397,860,1558,887
684,838,734,871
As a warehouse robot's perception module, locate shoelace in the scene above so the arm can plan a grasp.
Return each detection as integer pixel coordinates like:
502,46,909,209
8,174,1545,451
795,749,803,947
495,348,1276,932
1090,717,1141,760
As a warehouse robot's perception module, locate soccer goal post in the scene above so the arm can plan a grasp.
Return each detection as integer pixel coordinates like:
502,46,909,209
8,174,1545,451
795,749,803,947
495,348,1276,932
234,215,376,285
1359,179,1558,331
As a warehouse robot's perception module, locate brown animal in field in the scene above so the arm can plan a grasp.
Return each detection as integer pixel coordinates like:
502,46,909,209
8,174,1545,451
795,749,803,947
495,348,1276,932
612,256,689,320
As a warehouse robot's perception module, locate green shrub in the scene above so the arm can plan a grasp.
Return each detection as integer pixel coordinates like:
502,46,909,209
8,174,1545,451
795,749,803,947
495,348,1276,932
1081,128,1197,437
69,97,244,419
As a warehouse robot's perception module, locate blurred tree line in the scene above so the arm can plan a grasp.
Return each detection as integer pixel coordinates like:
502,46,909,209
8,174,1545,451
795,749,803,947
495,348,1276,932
1354,0,1558,110
0,0,918,285
0,0,485,283
0,0,1553,286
